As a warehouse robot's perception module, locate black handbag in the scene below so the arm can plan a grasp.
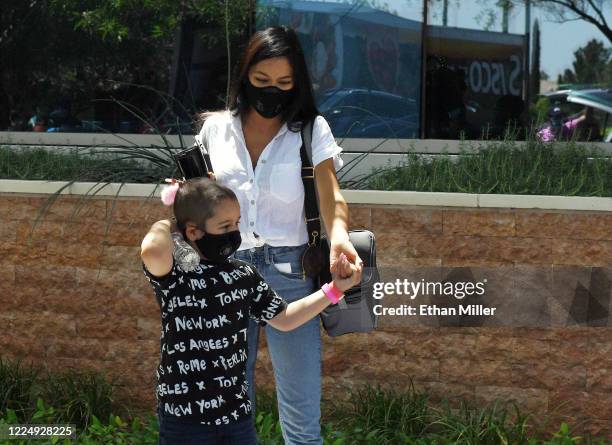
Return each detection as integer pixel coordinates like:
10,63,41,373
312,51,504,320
173,141,214,180
299,118,380,336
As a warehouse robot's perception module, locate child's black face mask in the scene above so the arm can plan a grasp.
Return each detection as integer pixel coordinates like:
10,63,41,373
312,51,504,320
193,229,242,263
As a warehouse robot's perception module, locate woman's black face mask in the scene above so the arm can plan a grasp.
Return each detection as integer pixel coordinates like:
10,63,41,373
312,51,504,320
244,78,295,119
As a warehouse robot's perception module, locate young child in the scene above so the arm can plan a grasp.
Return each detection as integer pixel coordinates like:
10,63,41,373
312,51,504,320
141,177,360,445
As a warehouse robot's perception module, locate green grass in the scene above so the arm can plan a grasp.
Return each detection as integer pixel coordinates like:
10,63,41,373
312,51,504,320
329,384,431,442
257,386,609,445
0,146,173,183
3,138,612,197
355,140,612,197
0,357,609,445
0,358,120,430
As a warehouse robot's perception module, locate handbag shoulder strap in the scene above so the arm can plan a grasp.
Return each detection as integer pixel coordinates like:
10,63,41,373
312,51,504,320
301,118,314,166
300,117,322,247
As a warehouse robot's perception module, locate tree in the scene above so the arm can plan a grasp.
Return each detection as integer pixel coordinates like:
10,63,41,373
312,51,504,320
55,0,255,108
499,0,513,32
0,0,178,130
557,38,612,84
477,1,611,44
527,0,611,45
65,0,253,45
557,69,576,84
0,0,255,130
531,19,541,98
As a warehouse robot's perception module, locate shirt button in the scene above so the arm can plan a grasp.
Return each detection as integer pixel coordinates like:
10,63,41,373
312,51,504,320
250,200,255,205
261,159,266,164
249,179,254,184
250,222,254,226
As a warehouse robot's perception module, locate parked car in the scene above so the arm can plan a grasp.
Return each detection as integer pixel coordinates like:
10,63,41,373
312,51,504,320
541,89,585,117
539,88,611,142
566,88,612,142
318,88,419,138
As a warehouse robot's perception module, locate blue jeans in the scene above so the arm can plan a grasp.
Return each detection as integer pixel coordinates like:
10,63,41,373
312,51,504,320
234,244,322,445
157,410,257,445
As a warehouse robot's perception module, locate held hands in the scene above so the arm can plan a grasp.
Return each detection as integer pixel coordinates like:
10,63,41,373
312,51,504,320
331,253,362,294
330,235,363,278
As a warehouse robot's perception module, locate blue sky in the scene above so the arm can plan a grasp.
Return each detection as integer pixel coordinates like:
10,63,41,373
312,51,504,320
422,1,612,79
535,10,611,78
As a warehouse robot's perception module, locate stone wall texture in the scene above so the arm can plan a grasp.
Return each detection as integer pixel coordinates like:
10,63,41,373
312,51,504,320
1,193,611,439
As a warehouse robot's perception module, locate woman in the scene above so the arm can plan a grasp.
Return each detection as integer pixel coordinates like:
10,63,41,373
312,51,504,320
165,26,361,445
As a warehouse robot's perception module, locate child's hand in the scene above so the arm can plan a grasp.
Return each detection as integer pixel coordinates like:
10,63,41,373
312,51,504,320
332,253,362,293
335,250,355,279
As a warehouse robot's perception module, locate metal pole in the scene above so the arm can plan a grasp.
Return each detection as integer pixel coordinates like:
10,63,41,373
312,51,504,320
502,1,509,33
443,0,448,26
524,0,531,104
420,0,429,138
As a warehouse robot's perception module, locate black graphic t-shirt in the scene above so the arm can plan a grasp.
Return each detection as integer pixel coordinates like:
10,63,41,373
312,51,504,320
142,257,287,425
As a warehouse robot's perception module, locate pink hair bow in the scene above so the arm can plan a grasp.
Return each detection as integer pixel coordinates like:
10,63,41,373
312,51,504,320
160,178,184,206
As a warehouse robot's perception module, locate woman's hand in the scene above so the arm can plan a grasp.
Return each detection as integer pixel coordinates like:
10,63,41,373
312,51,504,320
330,231,363,278
332,253,361,293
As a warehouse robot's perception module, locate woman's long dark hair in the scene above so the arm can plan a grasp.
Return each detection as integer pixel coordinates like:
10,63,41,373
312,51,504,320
198,26,319,132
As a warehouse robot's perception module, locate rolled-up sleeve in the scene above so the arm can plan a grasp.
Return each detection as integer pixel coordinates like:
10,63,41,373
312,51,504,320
311,115,344,172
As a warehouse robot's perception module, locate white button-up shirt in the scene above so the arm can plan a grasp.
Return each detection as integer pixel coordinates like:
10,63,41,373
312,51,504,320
195,110,343,251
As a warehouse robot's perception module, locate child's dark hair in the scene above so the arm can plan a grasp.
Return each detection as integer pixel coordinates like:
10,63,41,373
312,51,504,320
173,178,237,235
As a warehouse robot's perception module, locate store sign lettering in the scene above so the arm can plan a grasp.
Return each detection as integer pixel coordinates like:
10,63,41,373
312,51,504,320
467,55,521,96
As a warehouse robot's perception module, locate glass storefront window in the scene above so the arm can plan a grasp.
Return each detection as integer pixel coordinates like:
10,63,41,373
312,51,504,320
424,0,528,139
172,4,254,120
1,2,254,135
2,0,532,141
1,3,177,134
427,0,526,34
258,0,423,139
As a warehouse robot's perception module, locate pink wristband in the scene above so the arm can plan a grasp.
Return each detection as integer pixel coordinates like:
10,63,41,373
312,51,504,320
322,281,344,305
